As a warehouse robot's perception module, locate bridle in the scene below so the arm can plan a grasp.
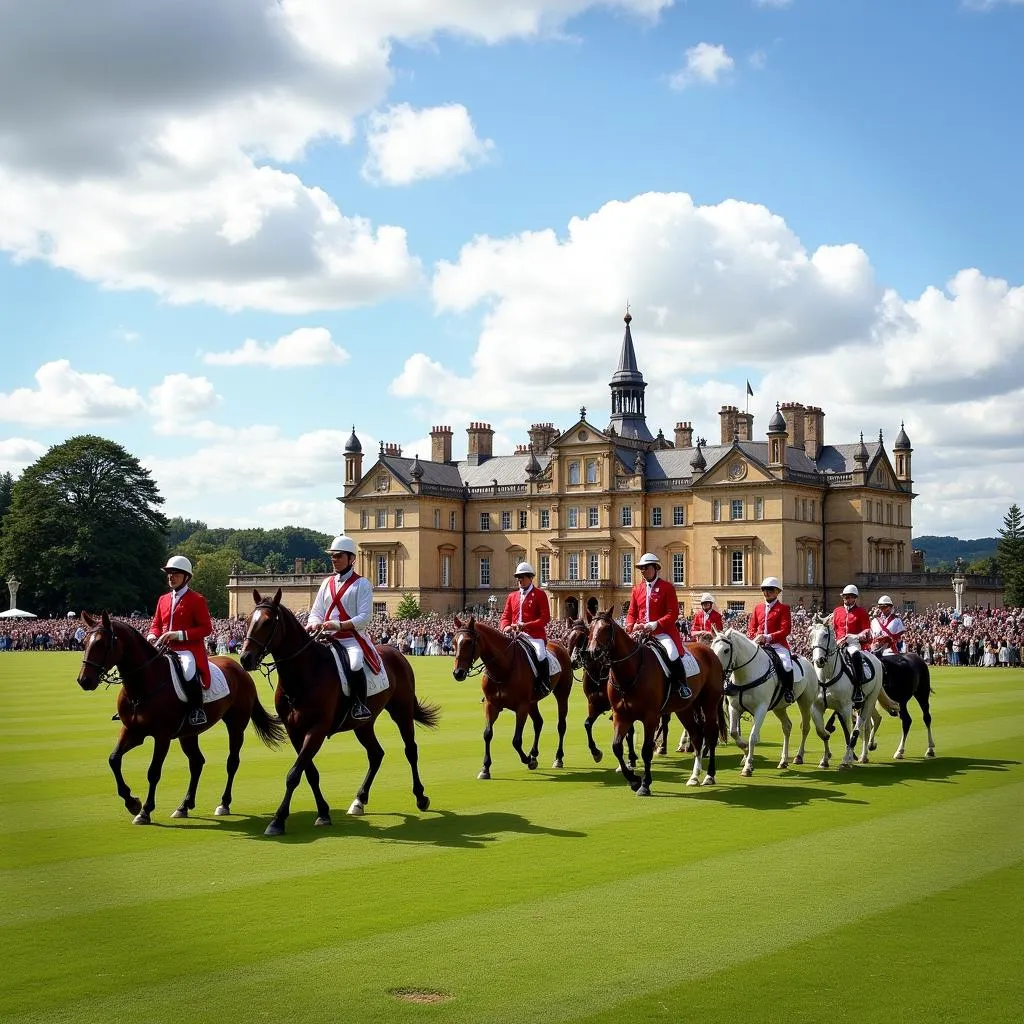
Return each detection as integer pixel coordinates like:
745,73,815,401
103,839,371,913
586,615,645,692
242,601,314,682
712,631,761,678
452,627,487,678
568,623,608,684
80,623,161,687
811,624,849,691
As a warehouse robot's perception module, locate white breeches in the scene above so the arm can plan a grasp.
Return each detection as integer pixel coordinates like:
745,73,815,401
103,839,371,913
176,651,197,681
845,642,862,656
522,636,547,660
653,633,679,661
769,644,792,671
335,637,364,672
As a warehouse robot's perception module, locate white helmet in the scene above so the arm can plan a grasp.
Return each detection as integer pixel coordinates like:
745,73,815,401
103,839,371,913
760,576,782,591
325,535,357,556
842,584,859,597
514,561,536,576
878,594,894,607
162,555,193,576
637,552,660,568
700,593,715,604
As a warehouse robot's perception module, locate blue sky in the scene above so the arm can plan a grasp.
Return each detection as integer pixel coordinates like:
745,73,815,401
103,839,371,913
2,0,1023,538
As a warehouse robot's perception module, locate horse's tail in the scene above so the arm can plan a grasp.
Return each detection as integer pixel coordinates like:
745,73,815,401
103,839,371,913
250,696,287,748
414,696,442,730
922,659,934,695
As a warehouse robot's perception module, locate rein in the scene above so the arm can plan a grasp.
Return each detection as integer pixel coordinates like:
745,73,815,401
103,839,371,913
715,635,778,713
452,627,518,680
243,602,316,686
587,620,646,693
811,629,847,692
82,624,167,696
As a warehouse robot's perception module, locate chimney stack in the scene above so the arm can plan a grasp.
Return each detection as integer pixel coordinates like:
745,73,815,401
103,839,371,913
383,442,403,457
674,421,693,448
466,422,494,466
780,403,806,451
804,406,825,461
528,422,559,456
736,411,754,442
430,425,453,464
294,557,305,574
719,405,738,445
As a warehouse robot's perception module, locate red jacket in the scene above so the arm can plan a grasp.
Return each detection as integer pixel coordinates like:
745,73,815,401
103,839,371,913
499,585,551,641
747,600,792,650
149,588,213,687
833,604,870,645
625,578,684,655
692,608,724,634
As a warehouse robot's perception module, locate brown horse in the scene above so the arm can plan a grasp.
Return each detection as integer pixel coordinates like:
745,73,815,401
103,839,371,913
239,589,440,836
451,616,572,779
586,610,726,795
76,611,286,825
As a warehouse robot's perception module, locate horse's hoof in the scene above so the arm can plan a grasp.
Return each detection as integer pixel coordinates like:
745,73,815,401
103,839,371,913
686,777,699,787
132,812,151,825
347,800,365,817
793,755,804,766
126,796,142,816
214,804,230,816
264,820,285,837
740,766,752,778
869,742,878,751
826,723,836,734
637,785,651,797
894,751,904,761
170,807,188,819
628,779,641,792
477,770,491,780
701,775,716,787
676,744,686,753
654,745,666,757
417,795,430,811
838,762,851,771
926,749,936,758
591,749,603,764
778,761,789,770
314,815,333,827
818,760,828,769
859,755,869,764
527,756,538,771
552,757,563,769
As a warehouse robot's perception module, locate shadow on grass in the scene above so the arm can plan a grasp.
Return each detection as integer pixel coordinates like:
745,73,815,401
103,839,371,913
182,806,586,848
793,754,1020,788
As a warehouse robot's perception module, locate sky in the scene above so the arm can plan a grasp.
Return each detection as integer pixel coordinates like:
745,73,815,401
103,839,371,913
2,0,1023,540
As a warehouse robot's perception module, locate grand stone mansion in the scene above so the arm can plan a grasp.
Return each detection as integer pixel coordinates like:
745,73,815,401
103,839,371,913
228,313,1003,620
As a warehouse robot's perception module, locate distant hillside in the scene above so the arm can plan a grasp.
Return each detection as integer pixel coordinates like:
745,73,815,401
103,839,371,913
913,535,998,569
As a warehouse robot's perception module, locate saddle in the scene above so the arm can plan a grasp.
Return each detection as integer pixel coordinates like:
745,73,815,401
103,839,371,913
838,647,875,684
513,637,560,681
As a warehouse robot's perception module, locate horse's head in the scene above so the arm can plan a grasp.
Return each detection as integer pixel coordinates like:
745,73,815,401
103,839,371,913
566,619,589,666
451,615,478,681
77,610,121,690
809,614,836,670
710,627,745,676
586,608,619,664
239,588,283,671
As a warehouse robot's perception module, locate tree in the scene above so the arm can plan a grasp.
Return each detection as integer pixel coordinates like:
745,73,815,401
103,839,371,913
0,436,167,615
996,503,1024,606
0,471,14,526
395,593,421,620
264,551,285,574
190,549,261,617
167,516,207,548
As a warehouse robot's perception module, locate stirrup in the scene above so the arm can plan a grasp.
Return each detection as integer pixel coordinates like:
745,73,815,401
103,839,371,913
782,689,795,704
852,690,865,709
350,701,371,721
111,712,120,721
677,683,693,700
188,708,208,726
723,679,739,696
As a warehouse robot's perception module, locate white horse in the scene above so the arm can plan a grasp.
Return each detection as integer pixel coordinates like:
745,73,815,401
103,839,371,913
807,614,887,768
710,628,817,777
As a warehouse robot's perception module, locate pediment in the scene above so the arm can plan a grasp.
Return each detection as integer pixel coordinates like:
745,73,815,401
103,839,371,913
346,460,411,498
699,453,773,486
553,420,612,448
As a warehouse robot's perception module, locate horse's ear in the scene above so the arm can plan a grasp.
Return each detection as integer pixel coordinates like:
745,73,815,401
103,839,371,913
825,612,835,626
101,610,111,628
453,614,462,628
584,609,594,624
82,611,96,626
272,588,282,606
252,589,262,604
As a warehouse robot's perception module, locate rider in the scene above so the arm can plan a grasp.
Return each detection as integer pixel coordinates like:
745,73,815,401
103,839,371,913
147,555,213,727
833,583,872,707
625,552,692,700
499,561,552,698
747,577,795,703
691,593,724,642
870,595,906,658
306,535,377,721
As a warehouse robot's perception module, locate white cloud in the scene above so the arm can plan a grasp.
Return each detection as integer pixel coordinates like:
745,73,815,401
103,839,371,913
148,374,231,438
669,42,735,89
0,437,46,475
203,327,349,367
0,360,144,426
0,0,673,314
749,49,767,70
362,103,494,186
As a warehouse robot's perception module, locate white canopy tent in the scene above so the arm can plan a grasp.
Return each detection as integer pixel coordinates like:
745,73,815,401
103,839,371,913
0,609,37,619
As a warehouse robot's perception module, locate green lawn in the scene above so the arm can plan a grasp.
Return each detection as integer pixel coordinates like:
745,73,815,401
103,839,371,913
1,656,1021,1023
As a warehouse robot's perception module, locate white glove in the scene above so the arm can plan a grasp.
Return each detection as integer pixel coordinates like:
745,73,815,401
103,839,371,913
155,631,182,646
645,622,657,632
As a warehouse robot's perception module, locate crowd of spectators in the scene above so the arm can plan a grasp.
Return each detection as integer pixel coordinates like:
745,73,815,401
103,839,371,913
3,602,1021,668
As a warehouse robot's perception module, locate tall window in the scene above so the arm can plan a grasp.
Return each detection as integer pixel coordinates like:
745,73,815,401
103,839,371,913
567,552,580,581
897,504,904,526
360,510,368,529
713,499,721,522
586,459,599,484
805,549,815,585
480,512,491,531
621,507,633,527
567,507,579,529
886,503,893,525
673,505,685,526
730,499,744,521
865,501,872,523
588,552,600,580
539,509,550,529
376,508,387,528
539,553,551,585
501,510,512,531
440,553,451,588
809,500,815,522
518,510,528,530
731,550,744,584
754,497,763,521
621,551,633,584
450,510,457,530
651,506,662,527
376,554,388,586
587,506,599,528
394,508,404,528
671,552,685,585
568,461,581,485
479,557,491,587
433,508,440,529
876,501,882,522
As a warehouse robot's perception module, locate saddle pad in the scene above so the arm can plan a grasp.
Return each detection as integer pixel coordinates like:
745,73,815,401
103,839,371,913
170,658,229,704
515,638,561,679
681,649,700,678
328,644,390,698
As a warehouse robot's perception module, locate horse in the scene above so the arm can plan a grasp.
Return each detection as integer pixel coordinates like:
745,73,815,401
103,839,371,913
76,610,286,825
586,611,725,795
807,614,888,768
865,651,936,760
451,616,572,779
710,628,817,777
238,589,440,836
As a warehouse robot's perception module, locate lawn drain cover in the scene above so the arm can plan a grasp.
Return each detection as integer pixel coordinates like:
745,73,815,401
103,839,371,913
388,987,454,1005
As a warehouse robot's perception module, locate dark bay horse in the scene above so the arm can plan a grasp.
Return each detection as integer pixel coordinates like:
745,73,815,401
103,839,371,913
868,653,936,759
76,611,286,825
239,589,440,836
587,610,726,795
451,616,572,779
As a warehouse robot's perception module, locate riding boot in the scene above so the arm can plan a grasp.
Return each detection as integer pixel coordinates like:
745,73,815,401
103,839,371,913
670,656,693,700
348,668,372,721
850,650,866,708
780,664,795,704
534,658,551,700
185,674,207,727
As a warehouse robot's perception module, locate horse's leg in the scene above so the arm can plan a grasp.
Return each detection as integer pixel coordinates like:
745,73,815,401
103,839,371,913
654,712,668,756
728,700,748,752
918,687,936,758
636,716,657,797
626,722,638,769
391,703,430,811
741,703,770,777
108,728,146,817
834,705,856,768
893,702,912,760
793,689,813,766
511,703,537,770
774,706,793,770
583,707,604,763
214,713,246,816
868,707,881,751
348,723,385,816
685,715,703,787
527,703,543,762
811,699,831,768
611,714,642,791
702,700,718,786
134,735,172,825
479,701,499,780
552,684,569,769
171,734,205,818
265,727,328,836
